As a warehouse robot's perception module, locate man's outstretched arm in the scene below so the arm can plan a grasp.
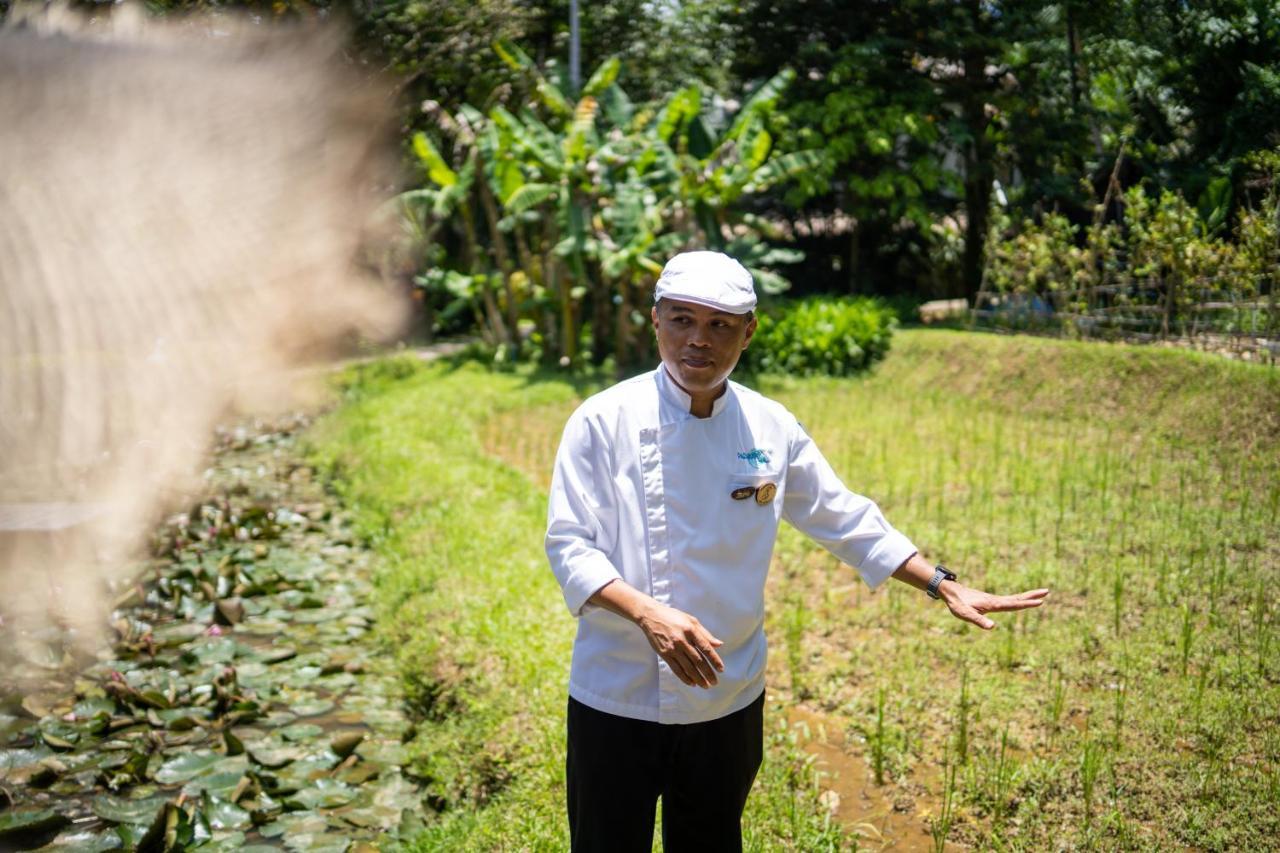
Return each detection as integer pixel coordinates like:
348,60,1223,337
891,552,1050,630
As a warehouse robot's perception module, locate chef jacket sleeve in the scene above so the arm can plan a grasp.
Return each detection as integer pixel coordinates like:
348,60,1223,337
545,409,623,616
781,419,918,589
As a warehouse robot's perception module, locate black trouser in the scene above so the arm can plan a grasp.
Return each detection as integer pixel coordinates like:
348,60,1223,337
566,690,764,853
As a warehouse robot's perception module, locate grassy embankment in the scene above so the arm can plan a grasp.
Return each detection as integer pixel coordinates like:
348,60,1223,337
309,330,1280,850
305,357,842,850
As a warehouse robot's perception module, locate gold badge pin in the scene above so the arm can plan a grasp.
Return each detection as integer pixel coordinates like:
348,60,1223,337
730,486,756,501
754,482,777,505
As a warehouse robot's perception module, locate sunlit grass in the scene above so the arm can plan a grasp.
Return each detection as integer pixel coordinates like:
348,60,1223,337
306,358,846,851
473,329,1280,849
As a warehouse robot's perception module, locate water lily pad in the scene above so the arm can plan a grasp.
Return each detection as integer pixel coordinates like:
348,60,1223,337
73,697,118,718
188,638,238,664
355,740,409,766
290,699,335,718
152,622,207,647
335,761,381,786
258,812,328,838
37,720,79,750
195,831,249,851
232,662,269,679
257,711,294,730
287,778,355,809
91,793,169,825
292,610,340,624
247,744,304,769
283,833,350,852
183,766,249,799
259,646,298,665
274,756,338,789
371,774,421,813
202,795,251,831
38,827,125,851
0,807,70,838
153,751,226,784
214,598,246,626
0,746,54,774
329,731,363,759
279,723,323,742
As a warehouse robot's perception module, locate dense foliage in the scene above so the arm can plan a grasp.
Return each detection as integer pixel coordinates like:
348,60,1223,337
386,45,815,367
982,150,1280,342
10,0,1277,355
371,0,1280,360
727,0,1280,298
742,297,899,377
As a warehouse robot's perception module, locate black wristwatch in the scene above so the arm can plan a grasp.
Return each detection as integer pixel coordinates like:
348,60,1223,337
926,565,956,600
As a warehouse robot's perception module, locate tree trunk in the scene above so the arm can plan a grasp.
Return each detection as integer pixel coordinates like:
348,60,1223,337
475,162,520,355
960,3,995,302
541,215,572,364
613,276,632,376
459,200,507,346
416,221,442,345
590,263,611,366
847,218,861,294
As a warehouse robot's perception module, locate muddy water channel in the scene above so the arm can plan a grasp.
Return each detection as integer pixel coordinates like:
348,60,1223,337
787,706,940,852
0,416,420,851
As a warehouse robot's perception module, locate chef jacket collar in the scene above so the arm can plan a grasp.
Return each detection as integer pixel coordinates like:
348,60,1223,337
657,364,732,418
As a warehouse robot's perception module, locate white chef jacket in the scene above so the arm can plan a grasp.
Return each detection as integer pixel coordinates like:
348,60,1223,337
545,366,918,725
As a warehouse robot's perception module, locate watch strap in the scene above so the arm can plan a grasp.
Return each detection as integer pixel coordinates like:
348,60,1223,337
926,565,956,600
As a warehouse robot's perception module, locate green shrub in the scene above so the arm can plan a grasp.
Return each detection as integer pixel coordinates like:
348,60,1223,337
743,296,898,376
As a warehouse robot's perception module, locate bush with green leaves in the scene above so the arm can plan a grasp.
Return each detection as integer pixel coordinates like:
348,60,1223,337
981,152,1280,343
742,297,898,377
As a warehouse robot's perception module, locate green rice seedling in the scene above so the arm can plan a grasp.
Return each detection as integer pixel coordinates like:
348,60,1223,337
932,750,958,853
955,666,971,765
1207,545,1229,628
1112,567,1124,637
989,726,1017,826
1269,479,1279,529
999,613,1017,669
1176,467,1187,529
1233,616,1249,689
1112,671,1127,752
1254,584,1273,680
1155,551,1169,606
1180,604,1195,677
784,592,810,699
1080,737,1106,827
870,686,887,786
1192,663,1211,728
1046,666,1066,740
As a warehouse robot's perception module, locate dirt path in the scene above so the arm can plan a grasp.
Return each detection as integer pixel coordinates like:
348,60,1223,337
0,414,420,851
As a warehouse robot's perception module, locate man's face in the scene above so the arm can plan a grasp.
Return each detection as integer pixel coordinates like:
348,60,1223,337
652,299,757,396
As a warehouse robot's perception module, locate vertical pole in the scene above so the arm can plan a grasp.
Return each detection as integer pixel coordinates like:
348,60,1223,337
569,0,581,95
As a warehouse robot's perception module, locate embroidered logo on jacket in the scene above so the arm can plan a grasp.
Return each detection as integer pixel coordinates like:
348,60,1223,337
737,448,770,469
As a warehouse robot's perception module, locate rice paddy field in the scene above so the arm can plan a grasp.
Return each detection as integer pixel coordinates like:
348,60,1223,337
307,329,1280,851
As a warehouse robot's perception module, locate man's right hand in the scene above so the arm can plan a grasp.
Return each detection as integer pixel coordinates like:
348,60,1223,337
588,579,725,689
635,601,725,688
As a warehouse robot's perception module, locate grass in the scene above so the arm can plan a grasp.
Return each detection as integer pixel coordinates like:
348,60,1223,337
309,329,1280,850
304,357,844,850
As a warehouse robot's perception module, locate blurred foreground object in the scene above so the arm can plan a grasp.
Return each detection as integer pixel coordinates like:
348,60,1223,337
0,3,406,672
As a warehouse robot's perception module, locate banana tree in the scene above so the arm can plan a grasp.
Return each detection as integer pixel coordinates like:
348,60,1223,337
490,42,627,364
403,122,511,348
639,72,819,277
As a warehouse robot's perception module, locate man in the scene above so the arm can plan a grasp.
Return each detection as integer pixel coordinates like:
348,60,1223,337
545,251,1049,852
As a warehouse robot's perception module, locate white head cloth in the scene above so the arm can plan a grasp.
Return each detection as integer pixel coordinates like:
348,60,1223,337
653,251,756,314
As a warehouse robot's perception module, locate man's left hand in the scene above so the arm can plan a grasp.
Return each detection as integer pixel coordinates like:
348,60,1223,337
938,582,1050,630
891,554,1050,629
